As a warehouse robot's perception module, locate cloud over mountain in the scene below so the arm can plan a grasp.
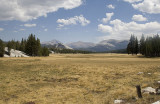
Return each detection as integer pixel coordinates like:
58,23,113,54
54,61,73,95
98,19,160,40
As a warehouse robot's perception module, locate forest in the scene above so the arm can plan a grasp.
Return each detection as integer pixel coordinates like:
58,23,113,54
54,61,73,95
0,34,49,57
127,34,160,57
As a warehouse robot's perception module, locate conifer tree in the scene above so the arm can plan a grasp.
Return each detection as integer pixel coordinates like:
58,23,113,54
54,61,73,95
7,41,13,55
127,35,134,55
139,34,145,55
42,47,49,56
0,39,5,57
25,34,47,56
127,42,131,54
35,38,41,56
15,41,20,50
127,35,138,55
25,34,37,56
20,38,26,52
135,37,139,55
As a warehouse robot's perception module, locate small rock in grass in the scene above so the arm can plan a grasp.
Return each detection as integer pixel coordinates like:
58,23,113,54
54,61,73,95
148,73,151,75
142,87,156,94
114,100,124,104
152,100,160,104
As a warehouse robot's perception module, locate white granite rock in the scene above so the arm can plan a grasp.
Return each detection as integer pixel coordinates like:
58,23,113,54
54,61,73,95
142,87,156,94
4,47,29,57
114,100,124,104
152,100,160,104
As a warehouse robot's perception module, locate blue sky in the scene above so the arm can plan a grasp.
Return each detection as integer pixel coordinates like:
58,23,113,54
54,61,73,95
0,0,160,43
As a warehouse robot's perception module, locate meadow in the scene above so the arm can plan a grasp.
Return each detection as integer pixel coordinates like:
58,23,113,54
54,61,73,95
0,54,160,104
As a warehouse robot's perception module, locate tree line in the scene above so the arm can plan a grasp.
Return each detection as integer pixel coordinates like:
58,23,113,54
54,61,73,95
127,34,160,57
0,34,49,57
50,48,92,54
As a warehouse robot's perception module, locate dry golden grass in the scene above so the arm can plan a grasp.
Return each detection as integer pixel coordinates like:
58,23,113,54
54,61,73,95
0,54,160,104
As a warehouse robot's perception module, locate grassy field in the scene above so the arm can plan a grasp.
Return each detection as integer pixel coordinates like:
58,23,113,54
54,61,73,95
0,54,160,104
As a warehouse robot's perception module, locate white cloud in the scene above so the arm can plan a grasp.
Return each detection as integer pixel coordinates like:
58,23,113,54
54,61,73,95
98,19,160,40
101,13,114,23
98,24,112,33
0,28,4,31
57,15,90,28
132,14,147,21
132,0,160,14
24,24,36,27
123,0,142,3
0,0,83,21
107,4,115,9
44,29,48,31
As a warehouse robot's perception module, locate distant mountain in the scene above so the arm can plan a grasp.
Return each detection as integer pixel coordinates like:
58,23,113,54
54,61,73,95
67,39,128,52
41,39,128,52
67,41,95,49
41,40,72,49
42,39,61,45
96,39,129,51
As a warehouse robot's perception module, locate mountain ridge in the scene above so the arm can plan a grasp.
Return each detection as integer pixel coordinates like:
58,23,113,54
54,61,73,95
41,40,72,49
41,39,128,52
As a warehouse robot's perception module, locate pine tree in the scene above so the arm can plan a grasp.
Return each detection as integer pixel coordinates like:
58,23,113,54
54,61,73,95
127,35,134,55
25,34,48,56
139,34,145,55
135,37,139,55
15,41,20,50
0,39,5,57
127,42,131,54
25,34,37,56
7,41,12,55
127,35,139,55
42,47,49,56
20,38,26,52
145,37,152,56
35,38,41,56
